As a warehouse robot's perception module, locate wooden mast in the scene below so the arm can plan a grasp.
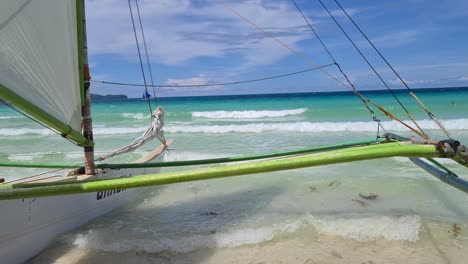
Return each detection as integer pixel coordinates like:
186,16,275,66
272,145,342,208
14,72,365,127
80,0,95,175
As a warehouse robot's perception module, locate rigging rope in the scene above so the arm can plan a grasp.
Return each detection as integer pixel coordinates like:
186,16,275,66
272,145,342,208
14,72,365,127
318,0,428,139
333,0,452,139
220,0,427,139
127,0,152,114
134,0,158,107
91,64,335,88
290,0,384,134
4,162,84,184
0,101,81,147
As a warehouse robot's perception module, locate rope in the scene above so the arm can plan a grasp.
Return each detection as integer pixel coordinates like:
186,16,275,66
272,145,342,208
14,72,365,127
127,0,152,114
4,162,84,184
134,0,158,107
91,64,335,88
88,139,385,169
0,139,383,169
290,0,381,130
220,0,427,139
333,0,452,139
318,0,428,139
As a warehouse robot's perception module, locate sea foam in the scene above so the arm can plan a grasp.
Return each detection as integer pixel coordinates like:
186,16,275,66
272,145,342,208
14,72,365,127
0,116,23,120
1,118,467,136
92,127,147,135
121,113,151,120
305,214,421,242
192,108,308,119
165,118,468,134
163,151,235,162
69,214,420,253
0,128,52,136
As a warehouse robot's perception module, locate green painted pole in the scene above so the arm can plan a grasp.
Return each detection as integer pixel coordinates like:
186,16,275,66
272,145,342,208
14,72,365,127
0,143,439,200
0,84,93,147
0,138,383,169
98,138,385,169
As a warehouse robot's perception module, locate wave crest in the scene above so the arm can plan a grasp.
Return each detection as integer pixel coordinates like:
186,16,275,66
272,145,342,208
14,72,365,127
192,108,307,119
121,113,150,120
1,118,467,136
166,118,468,134
69,214,420,253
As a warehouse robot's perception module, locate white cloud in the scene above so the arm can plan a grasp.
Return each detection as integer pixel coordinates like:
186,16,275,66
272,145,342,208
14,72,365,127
164,76,221,91
85,0,320,67
314,7,359,19
370,30,419,47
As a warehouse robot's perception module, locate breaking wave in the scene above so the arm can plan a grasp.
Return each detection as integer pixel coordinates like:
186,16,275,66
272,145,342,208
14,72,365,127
163,151,235,162
1,118,467,136
0,128,52,136
93,127,147,135
192,108,307,119
166,118,468,134
0,116,23,119
121,113,150,120
69,214,420,253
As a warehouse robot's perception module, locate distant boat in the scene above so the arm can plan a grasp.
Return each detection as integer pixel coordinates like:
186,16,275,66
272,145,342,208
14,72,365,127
142,90,151,100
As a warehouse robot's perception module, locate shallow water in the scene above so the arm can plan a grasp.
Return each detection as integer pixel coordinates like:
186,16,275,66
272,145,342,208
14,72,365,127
1,89,468,263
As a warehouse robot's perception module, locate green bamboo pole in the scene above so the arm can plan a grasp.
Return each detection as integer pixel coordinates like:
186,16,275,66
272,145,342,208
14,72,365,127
99,138,385,169
0,143,439,200
0,138,382,169
0,84,93,147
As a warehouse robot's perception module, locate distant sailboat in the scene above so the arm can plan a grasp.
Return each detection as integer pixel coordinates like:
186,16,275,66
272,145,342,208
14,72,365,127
142,90,151,100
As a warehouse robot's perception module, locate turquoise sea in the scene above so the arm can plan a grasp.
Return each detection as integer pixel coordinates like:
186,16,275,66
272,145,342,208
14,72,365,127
2,87,468,263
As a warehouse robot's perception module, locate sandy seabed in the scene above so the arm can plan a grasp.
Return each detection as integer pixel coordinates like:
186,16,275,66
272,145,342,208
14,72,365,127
28,220,467,264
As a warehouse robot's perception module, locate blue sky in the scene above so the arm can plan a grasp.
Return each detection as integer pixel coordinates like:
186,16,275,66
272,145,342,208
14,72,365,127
86,0,468,98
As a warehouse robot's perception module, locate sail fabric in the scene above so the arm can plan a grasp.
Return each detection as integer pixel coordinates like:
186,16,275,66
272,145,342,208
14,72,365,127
0,0,82,131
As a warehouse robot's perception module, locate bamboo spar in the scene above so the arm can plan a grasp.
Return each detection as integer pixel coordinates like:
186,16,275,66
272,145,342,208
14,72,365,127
79,0,96,175
0,138,382,169
0,143,440,200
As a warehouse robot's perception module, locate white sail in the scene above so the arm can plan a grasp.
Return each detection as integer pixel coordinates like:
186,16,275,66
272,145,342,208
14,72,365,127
0,0,82,131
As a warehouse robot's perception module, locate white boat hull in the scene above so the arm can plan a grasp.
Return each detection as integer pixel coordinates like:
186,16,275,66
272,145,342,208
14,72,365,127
0,165,161,263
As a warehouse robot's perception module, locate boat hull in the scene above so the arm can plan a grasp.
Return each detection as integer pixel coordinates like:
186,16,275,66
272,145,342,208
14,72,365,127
0,166,160,263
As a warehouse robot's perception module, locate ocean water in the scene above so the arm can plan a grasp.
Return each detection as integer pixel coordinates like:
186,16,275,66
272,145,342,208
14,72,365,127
2,88,468,263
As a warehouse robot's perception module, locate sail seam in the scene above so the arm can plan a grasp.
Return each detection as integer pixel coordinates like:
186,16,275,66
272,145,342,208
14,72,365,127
0,0,33,32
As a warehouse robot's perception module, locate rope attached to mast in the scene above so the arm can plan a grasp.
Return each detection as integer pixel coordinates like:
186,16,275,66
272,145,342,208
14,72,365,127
220,0,427,139
318,0,428,139
290,0,384,135
134,0,158,107
91,64,335,88
127,0,152,114
332,0,452,140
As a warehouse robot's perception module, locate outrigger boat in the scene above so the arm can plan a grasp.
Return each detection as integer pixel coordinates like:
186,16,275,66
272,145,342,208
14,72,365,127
0,1,171,262
1,0,468,263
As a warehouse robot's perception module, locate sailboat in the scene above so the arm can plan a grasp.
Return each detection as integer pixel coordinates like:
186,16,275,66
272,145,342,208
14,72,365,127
1,0,468,263
142,91,151,100
0,1,170,263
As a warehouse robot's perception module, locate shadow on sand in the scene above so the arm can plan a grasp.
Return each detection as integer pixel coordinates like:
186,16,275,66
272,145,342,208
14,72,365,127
27,184,284,264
